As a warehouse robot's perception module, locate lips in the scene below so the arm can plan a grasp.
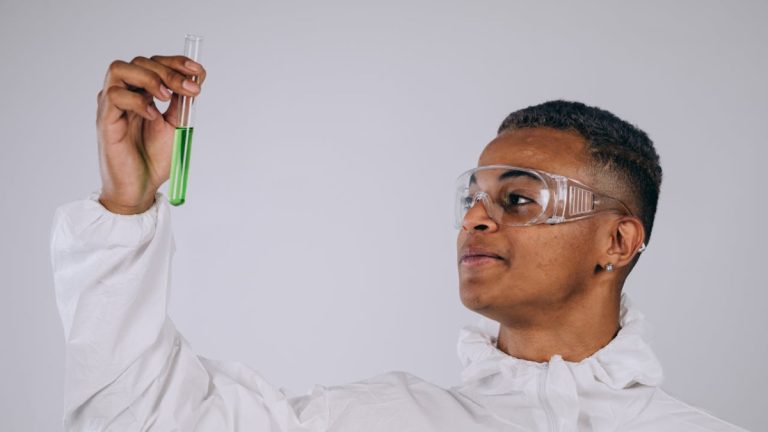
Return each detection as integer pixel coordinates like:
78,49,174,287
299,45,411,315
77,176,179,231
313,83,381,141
459,247,505,265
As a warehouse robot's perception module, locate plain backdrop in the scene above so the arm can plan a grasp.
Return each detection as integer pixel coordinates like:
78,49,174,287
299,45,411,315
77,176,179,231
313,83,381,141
1,0,766,430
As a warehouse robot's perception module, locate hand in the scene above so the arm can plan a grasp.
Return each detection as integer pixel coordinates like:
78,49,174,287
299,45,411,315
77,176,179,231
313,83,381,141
96,55,207,214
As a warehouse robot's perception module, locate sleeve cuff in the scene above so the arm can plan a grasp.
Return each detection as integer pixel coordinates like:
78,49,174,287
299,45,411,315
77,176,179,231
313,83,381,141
51,191,168,252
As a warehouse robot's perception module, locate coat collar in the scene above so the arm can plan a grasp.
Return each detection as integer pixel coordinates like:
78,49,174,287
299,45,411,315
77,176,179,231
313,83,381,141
456,294,664,390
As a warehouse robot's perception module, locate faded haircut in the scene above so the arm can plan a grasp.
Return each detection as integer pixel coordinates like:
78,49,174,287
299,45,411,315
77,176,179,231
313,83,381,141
498,100,662,244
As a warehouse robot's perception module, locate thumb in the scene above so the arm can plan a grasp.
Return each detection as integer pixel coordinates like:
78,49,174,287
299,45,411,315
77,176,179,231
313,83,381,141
162,93,182,127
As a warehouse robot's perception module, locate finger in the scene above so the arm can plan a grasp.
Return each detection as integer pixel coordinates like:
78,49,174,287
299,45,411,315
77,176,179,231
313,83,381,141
162,93,181,127
150,54,207,88
133,56,202,98
160,92,201,127
105,60,173,102
99,85,160,124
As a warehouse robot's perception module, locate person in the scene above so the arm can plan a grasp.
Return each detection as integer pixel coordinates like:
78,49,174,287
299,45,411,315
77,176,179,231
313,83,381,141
50,55,747,431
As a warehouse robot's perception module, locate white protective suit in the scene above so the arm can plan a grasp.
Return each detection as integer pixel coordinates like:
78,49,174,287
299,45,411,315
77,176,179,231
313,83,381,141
51,194,747,431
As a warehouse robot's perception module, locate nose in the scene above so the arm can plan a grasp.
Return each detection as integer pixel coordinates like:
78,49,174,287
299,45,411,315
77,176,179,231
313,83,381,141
461,195,499,232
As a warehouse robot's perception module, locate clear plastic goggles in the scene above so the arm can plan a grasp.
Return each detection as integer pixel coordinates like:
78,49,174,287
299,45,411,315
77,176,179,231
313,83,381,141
455,165,634,229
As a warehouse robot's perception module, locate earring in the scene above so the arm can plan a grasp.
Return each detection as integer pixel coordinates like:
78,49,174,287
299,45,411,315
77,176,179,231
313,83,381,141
605,263,615,272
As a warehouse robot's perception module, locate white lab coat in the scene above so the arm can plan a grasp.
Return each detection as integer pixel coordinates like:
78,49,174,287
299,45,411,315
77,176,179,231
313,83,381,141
51,194,747,431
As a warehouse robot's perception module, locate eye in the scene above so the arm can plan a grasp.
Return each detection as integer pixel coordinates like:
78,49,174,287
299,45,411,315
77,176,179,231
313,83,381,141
501,193,533,209
461,196,474,210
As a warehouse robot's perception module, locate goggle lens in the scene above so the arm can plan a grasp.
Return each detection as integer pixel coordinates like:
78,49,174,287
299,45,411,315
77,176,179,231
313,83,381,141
455,167,550,228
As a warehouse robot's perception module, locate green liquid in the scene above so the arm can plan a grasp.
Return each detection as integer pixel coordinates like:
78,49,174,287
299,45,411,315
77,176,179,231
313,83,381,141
168,127,193,206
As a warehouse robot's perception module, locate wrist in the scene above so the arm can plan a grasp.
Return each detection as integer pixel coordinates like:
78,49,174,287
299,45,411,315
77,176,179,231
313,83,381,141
98,193,156,215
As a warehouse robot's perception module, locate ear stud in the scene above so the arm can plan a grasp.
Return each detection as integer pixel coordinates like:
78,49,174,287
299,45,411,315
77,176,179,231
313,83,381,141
605,263,615,272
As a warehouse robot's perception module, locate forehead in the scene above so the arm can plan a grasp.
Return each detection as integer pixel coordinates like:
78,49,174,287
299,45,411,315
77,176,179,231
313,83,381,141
478,127,593,184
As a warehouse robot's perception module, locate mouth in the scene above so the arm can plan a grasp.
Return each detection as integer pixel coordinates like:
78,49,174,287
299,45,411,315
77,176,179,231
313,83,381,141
459,248,505,266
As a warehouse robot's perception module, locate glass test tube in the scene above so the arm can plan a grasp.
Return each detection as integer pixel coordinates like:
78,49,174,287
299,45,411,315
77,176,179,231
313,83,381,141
168,34,203,206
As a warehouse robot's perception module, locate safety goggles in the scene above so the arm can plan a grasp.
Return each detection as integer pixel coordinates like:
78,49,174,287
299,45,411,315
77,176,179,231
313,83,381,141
455,165,635,229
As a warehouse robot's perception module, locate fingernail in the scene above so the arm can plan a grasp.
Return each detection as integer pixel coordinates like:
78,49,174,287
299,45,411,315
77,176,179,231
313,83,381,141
146,105,158,120
182,79,200,93
185,60,202,72
160,84,171,99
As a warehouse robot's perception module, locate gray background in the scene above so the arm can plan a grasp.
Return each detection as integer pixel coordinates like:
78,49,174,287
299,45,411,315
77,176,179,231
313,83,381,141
1,0,765,430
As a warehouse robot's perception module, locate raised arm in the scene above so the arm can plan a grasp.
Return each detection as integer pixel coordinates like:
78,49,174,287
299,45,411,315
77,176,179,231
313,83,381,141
50,55,332,431
52,192,200,428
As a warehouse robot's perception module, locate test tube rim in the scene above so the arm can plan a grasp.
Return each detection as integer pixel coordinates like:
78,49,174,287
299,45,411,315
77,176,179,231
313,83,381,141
185,34,204,42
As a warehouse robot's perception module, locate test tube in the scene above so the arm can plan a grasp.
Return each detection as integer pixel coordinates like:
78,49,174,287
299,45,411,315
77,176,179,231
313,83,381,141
168,34,203,206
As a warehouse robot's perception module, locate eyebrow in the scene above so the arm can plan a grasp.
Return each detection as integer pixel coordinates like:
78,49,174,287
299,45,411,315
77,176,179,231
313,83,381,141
469,169,540,185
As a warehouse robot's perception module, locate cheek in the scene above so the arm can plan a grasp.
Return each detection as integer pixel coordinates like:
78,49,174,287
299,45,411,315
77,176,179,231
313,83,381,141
505,229,585,281
519,228,597,284
509,230,558,267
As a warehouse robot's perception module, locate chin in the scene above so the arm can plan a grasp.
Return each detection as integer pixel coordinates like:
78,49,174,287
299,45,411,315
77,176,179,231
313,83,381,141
459,281,498,313
459,277,536,318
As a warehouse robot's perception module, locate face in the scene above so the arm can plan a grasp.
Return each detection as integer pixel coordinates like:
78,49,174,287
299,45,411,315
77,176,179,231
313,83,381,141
456,127,612,324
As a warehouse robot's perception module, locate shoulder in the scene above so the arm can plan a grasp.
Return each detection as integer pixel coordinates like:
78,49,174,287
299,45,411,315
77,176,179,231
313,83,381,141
625,388,749,432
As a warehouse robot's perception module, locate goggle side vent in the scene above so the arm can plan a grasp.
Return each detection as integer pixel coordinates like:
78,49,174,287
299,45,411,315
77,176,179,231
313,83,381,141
569,186,595,216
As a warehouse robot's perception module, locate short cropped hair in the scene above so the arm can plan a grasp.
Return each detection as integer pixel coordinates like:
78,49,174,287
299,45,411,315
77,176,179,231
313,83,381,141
498,100,662,244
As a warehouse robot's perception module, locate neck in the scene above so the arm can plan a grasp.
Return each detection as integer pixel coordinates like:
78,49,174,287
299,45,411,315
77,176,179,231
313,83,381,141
495,287,622,363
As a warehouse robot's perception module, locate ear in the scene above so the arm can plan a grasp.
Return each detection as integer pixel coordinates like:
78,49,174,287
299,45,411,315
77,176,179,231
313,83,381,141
604,217,646,270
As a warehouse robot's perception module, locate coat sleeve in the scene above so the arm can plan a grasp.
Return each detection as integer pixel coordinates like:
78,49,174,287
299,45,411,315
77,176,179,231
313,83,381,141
50,193,328,431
